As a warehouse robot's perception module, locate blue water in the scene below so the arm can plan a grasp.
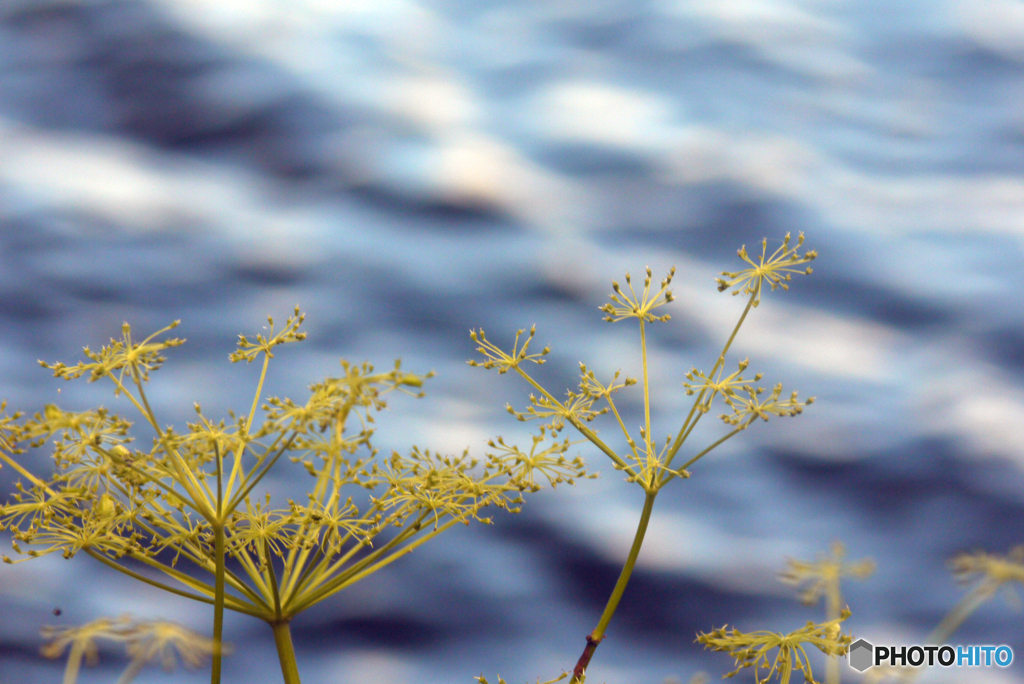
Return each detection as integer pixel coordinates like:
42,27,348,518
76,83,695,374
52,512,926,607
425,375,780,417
2,1,1024,683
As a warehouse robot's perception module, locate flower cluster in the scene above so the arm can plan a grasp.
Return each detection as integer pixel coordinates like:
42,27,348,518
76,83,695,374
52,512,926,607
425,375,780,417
0,308,590,683
468,236,818,683
950,545,1024,597
505,390,608,431
697,609,853,684
684,359,762,414
468,327,550,374
718,383,815,429
780,541,875,608
599,266,676,323
487,427,593,492
716,232,816,307
40,615,224,684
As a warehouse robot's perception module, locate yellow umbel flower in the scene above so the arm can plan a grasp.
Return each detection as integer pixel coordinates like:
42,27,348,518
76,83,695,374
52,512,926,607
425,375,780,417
698,608,853,684
40,615,224,684
599,266,676,323
716,232,816,307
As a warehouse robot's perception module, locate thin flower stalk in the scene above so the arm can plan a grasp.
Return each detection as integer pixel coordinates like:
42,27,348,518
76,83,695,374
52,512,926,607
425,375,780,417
468,237,817,682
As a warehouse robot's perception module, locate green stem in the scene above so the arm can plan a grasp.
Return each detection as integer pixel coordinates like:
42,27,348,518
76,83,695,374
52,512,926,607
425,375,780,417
82,548,255,613
657,424,747,489
227,432,297,512
116,659,146,684
664,290,757,470
291,517,459,613
288,515,425,610
265,539,283,618
567,416,634,473
248,353,272,433
825,584,840,684
896,586,993,684
923,585,991,647
64,641,85,684
513,365,633,473
571,490,657,682
0,451,53,491
271,619,302,684
602,395,642,466
211,522,226,684
639,320,654,470
133,372,163,438
211,442,228,684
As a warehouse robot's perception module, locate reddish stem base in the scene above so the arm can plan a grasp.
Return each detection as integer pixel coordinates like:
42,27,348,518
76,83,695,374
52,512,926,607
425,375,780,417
572,633,604,682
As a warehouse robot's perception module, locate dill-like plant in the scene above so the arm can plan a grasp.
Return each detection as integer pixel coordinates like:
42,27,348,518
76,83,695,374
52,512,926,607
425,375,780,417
469,233,818,682
0,307,590,684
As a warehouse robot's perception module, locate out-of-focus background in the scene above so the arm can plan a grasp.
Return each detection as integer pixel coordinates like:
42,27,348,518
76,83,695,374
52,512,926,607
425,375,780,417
2,0,1024,682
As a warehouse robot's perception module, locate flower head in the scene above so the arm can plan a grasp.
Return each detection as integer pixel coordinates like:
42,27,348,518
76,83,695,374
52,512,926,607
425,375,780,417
716,232,816,307
698,608,853,684
40,615,224,684
950,545,1024,600
468,327,550,374
229,305,306,363
505,390,608,431
487,427,593,492
578,364,637,400
719,383,814,429
780,541,875,608
123,618,226,671
599,266,676,323
684,359,761,414
40,322,184,390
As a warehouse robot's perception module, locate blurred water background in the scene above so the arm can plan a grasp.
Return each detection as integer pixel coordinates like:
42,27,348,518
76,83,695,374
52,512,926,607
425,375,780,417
2,0,1024,682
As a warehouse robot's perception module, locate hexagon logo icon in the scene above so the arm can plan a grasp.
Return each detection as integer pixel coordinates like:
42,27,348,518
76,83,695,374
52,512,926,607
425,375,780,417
848,638,874,672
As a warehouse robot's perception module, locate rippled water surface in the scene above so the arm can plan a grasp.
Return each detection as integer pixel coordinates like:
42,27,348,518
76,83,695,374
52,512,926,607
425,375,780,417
2,1,1024,683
